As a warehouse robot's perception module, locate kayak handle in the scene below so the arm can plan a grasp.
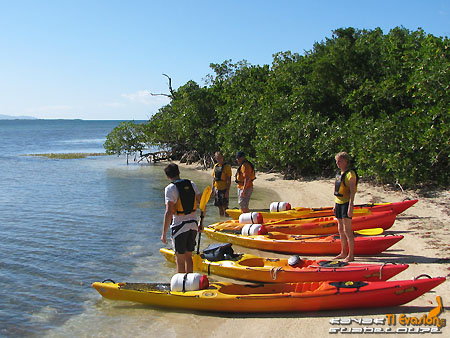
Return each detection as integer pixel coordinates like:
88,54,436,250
414,274,432,280
102,279,116,283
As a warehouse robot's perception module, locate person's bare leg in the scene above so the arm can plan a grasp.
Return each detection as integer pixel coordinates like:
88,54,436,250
175,252,190,273
333,218,348,260
343,218,354,262
184,252,193,272
219,206,225,217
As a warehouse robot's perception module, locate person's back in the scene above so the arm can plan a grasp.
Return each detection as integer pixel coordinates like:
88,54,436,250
161,163,201,272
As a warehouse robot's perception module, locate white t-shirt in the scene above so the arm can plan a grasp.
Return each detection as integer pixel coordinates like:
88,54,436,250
165,180,200,230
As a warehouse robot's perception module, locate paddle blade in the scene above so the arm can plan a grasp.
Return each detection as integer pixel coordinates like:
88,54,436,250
197,186,212,255
200,186,212,212
355,228,384,236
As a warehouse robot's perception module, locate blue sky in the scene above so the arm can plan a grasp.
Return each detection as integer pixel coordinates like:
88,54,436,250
1,0,448,120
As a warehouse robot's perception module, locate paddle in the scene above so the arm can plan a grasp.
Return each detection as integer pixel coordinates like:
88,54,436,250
287,227,384,240
197,186,212,254
353,228,384,236
291,228,385,240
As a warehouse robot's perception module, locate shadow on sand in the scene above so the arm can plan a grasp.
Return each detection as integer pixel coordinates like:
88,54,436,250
111,300,446,319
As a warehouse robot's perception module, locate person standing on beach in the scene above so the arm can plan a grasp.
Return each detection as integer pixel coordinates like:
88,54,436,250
333,152,358,262
235,151,256,213
211,151,232,217
161,163,202,273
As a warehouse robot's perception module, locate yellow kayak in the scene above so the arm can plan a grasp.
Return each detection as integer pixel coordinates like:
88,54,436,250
160,247,409,282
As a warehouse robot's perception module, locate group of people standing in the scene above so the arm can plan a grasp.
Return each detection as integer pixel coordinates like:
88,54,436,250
161,150,357,273
211,151,256,215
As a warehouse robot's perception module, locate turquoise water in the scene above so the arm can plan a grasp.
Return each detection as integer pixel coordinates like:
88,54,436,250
0,120,234,337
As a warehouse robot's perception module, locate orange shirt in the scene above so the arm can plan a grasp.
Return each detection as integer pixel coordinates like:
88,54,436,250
236,161,255,190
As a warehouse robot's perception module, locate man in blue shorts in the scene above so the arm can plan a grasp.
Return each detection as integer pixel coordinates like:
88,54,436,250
161,163,202,273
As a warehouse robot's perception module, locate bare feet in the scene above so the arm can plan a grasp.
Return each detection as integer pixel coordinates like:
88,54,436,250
332,254,346,260
343,256,354,262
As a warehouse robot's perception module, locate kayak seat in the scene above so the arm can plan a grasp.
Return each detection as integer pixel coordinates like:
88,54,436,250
239,258,264,267
301,259,314,268
317,260,349,268
295,282,321,293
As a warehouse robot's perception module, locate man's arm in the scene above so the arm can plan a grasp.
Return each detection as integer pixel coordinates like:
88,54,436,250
161,201,174,244
348,176,357,218
225,176,231,198
211,166,216,192
224,164,232,198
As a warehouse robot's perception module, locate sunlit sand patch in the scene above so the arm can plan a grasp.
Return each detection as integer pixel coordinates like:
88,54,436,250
30,305,58,323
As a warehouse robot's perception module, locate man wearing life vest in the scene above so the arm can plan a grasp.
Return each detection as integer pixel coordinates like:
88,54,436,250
161,163,202,273
333,152,358,262
235,151,256,213
211,151,232,217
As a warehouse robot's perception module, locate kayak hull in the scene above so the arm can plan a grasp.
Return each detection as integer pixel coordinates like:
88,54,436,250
227,200,418,220
92,276,444,313
160,248,409,282
203,227,403,255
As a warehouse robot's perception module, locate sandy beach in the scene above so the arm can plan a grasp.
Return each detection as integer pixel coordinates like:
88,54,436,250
176,161,449,337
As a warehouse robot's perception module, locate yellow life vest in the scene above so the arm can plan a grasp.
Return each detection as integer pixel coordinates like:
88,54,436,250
334,169,358,203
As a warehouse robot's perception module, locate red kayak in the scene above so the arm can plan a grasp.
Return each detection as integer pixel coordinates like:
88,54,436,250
226,199,418,220
309,199,418,215
204,227,403,255
92,275,445,313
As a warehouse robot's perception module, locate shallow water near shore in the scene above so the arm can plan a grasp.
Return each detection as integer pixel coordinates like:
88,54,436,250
0,120,279,337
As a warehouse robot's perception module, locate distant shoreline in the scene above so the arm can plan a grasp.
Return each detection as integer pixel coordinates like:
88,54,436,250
0,116,146,121
0,114,37,120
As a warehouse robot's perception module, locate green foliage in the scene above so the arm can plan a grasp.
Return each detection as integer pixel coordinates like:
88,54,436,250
105,27,449,188
214,63,270,158
103,121,148,155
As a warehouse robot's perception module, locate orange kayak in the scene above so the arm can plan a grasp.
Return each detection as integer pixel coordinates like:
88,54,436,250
160,247,409,282
213,210,397,235
226,199,418,220
203,227,403,255
92,275,444,313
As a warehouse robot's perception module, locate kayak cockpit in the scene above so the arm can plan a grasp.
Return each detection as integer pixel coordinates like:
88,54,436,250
119,283,171,292
218,281,327,295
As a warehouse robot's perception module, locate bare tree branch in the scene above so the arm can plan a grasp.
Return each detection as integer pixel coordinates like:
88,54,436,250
150,74,176,99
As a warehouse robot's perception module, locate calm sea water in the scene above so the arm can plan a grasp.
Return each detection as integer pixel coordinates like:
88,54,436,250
0,120,275,337
0,121,203,336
